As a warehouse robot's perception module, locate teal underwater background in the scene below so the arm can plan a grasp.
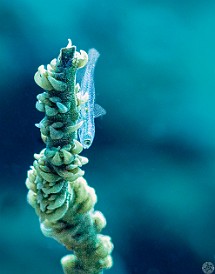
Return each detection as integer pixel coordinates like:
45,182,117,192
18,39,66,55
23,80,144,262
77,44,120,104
1,0,215,273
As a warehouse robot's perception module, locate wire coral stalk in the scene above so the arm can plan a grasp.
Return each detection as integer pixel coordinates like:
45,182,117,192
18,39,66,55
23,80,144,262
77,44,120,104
25,40,113,274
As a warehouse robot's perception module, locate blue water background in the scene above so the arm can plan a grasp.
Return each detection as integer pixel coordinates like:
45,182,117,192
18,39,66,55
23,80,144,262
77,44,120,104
1,0,215,273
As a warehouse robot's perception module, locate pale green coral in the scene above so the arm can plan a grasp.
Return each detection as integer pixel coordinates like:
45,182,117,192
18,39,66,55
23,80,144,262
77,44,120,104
26,40,113,274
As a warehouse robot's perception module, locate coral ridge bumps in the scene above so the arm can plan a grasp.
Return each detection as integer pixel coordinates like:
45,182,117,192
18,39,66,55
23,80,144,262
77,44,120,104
25,40,113,274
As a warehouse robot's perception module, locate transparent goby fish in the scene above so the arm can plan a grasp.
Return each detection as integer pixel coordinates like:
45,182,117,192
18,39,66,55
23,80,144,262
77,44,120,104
78,48,106,149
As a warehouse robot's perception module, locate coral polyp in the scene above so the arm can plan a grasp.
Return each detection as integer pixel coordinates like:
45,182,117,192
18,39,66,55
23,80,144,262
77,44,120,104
26,40,113,274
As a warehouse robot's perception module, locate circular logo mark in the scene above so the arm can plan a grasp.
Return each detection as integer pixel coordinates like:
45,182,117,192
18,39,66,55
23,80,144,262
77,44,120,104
202,262,215,274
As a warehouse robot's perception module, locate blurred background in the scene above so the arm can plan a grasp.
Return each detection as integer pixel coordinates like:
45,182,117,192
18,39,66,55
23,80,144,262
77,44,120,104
1,0,215,273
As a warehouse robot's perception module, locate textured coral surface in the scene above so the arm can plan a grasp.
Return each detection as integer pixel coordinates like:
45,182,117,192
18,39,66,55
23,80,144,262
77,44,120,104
26,41,113,274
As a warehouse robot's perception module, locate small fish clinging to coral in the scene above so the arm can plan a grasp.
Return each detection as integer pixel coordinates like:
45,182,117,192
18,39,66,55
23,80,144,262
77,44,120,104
78,48,106,149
